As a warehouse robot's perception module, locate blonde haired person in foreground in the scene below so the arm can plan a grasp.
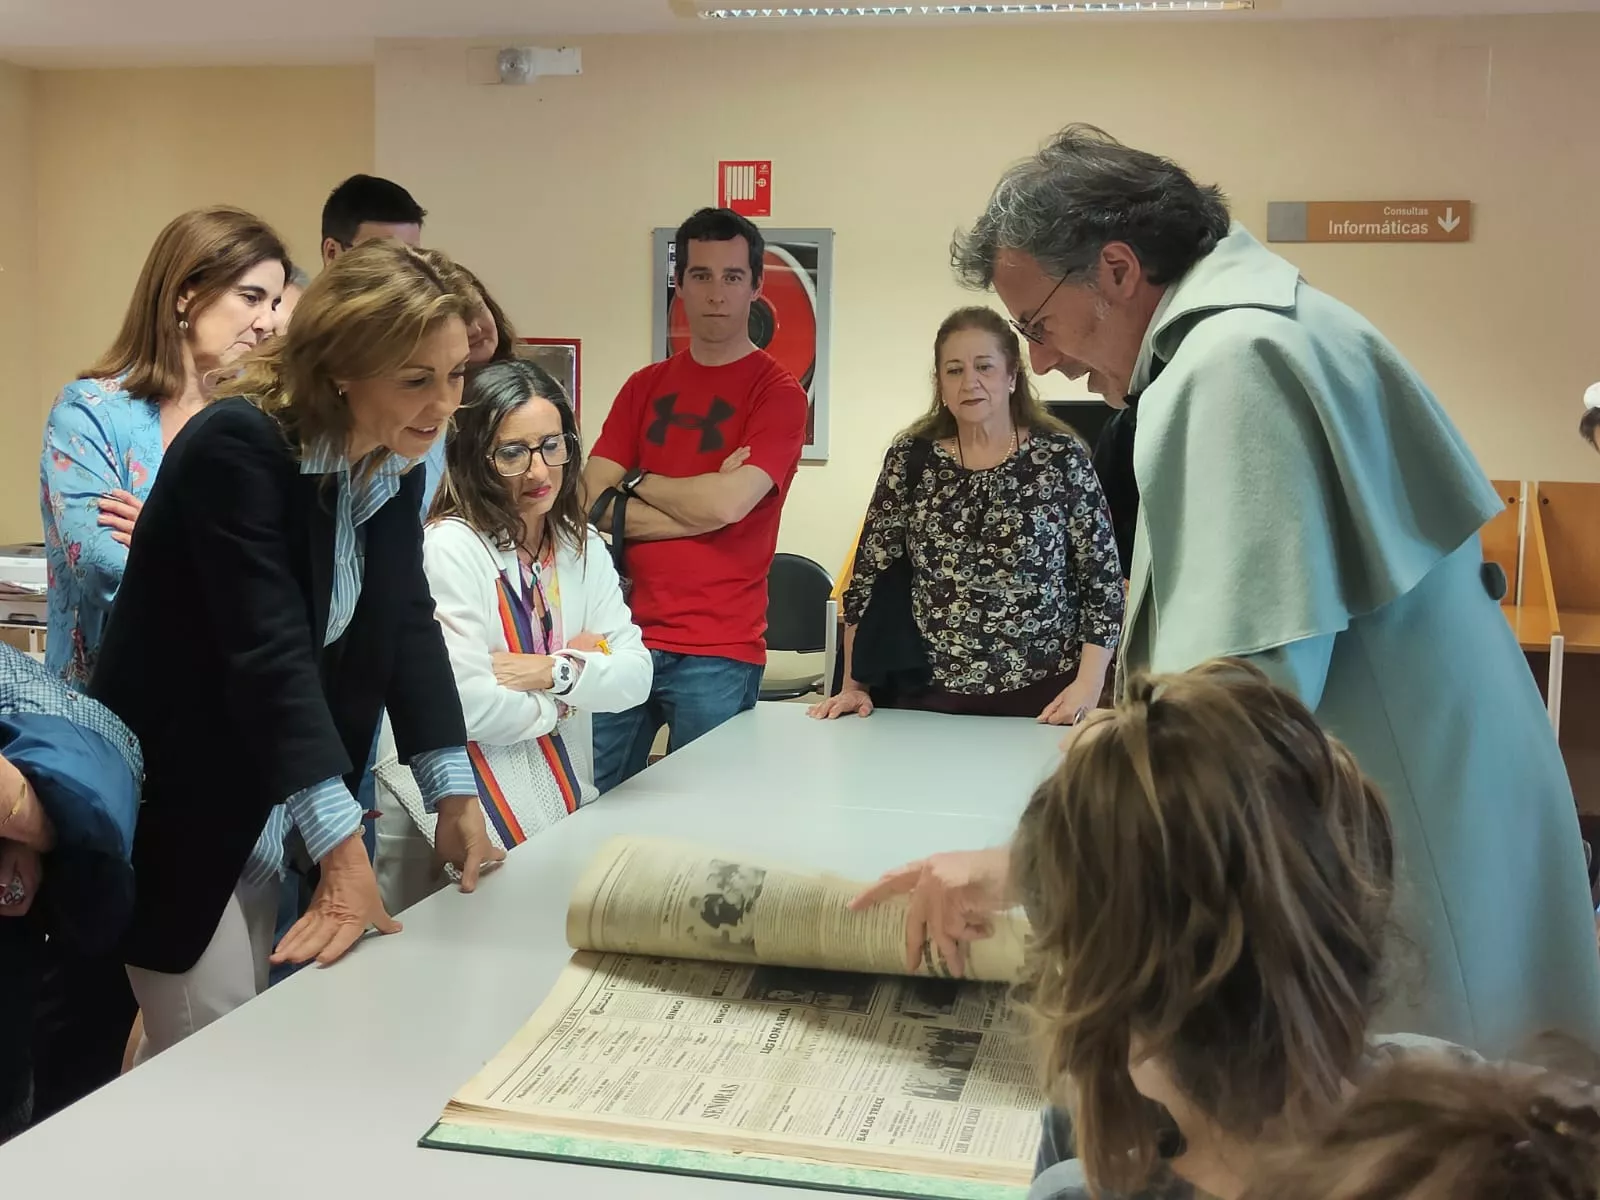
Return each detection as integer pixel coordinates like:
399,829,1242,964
89,241,497,1059
870,660,1473,1200
1243,1057,1600,1200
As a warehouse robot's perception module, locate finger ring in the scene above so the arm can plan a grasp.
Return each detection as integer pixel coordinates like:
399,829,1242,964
1072,706,1089,725
1,872,25,907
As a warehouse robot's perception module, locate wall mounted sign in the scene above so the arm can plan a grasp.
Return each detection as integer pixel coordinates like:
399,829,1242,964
718,160,772,218
1267,200,1471,244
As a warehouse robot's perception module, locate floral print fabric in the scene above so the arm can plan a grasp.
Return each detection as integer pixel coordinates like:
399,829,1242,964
842,431,1124,694
39,377,163,691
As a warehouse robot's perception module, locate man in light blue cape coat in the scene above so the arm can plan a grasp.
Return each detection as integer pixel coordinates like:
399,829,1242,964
950,125,1600,1059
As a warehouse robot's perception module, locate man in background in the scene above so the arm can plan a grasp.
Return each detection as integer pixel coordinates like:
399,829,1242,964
583,208,808,793
316,175,449,516
319,173,425,265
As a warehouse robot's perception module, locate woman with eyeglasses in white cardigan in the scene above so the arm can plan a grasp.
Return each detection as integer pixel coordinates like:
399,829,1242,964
373,359,651,912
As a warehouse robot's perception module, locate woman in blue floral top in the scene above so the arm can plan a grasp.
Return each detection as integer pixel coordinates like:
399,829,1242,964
40,207,292,691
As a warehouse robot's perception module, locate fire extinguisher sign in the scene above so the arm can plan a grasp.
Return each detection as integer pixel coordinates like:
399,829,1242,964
717,160,772,218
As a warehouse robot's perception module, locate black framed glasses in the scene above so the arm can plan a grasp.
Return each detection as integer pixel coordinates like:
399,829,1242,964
1009,273,1070,346
489,434,576,477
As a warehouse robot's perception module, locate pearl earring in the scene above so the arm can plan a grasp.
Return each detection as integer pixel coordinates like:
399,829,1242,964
178,318,189,331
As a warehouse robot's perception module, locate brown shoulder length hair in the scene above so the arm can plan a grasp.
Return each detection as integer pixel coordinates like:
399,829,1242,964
84,206,291,401
214,240,478,465
900,306,1068,443
1243,1056,1600,1200
1010,659,1395,1196
461,265,518,362
414,250,518,364
428,358,585,558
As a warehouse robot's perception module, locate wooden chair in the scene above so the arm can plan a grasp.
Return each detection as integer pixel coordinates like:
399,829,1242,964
1529,481,1600,809
1486,480,1565,731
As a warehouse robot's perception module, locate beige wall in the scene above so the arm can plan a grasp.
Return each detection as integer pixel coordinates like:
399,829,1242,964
376,14,1600,580
12,65,375,539
0,64,37,544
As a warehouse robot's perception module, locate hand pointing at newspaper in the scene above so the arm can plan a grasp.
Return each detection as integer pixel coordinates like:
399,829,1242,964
848,845,1013,978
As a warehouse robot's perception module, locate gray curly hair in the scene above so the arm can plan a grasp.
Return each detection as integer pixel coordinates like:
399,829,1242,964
952,124,1232,290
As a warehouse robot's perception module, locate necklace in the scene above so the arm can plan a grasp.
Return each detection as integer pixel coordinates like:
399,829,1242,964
955,425,1019,470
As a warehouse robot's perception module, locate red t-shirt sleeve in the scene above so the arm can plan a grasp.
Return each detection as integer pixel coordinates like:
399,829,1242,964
740,363,809,492
591,370,645,470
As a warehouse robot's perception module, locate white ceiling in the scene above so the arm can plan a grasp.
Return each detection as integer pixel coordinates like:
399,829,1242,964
4,0,1599,67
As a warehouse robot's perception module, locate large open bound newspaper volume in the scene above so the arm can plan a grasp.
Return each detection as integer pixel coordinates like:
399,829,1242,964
421,835,1045,1199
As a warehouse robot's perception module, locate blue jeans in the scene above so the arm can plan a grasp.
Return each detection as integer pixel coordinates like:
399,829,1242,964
592,650,764,793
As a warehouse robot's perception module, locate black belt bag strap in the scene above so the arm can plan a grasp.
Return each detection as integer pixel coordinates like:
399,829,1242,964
589,487,632,598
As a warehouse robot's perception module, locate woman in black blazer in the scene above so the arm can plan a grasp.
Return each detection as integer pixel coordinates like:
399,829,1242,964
90,241,499,1060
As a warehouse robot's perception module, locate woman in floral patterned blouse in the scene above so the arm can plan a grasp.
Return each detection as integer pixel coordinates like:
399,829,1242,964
39,207,291,691
810,306,1123,723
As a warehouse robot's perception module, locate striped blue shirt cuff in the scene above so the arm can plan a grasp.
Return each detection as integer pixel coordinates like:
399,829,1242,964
284,777,364,864
412,747,476,815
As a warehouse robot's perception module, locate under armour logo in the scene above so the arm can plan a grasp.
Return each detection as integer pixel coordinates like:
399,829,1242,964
646,394,735,452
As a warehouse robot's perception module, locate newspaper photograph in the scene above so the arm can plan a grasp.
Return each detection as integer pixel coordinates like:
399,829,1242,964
566,836,1029,983
445,951,1045,1185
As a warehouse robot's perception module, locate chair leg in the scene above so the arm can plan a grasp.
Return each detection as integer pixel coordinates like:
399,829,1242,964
822,599,838,701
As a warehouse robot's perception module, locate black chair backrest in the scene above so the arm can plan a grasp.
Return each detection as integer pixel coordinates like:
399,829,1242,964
764,553,834,653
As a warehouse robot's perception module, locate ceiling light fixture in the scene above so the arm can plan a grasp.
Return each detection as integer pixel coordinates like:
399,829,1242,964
679,2,1255,19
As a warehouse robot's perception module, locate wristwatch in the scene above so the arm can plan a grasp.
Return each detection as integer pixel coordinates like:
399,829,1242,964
618,467,646,498
550,655,578,696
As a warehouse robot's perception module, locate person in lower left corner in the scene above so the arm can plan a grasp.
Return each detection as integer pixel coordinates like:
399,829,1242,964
0,644,140,1142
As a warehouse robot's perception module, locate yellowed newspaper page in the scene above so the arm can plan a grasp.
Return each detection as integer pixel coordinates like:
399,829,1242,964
565,836,1027,983
445,951,1043,1185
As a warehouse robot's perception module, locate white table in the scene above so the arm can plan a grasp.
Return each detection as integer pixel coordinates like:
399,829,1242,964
1,703,1064,1197
629,702,1067,818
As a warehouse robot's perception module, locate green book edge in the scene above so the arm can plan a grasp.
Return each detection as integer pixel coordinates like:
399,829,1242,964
420,1120,1031,1200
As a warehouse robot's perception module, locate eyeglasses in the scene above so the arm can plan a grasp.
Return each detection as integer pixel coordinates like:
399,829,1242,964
1009,273,1069,346
489,434,576,476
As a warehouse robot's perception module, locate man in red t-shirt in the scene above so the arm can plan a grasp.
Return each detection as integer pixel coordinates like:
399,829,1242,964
583,208,808,792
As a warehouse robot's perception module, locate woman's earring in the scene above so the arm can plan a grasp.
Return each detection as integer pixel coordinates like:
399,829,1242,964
178,318,189,332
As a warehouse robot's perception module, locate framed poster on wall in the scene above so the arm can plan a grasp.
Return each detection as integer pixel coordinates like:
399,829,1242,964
514,338,582,427
650,226,833,462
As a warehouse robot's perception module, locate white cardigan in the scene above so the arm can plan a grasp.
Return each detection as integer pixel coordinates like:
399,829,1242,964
424,517,652,760
372,520,650,912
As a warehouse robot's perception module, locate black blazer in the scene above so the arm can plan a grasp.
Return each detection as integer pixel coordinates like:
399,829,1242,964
90,398,467,974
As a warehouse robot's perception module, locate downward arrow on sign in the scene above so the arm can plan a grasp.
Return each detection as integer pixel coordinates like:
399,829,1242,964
1438,207,1461,233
